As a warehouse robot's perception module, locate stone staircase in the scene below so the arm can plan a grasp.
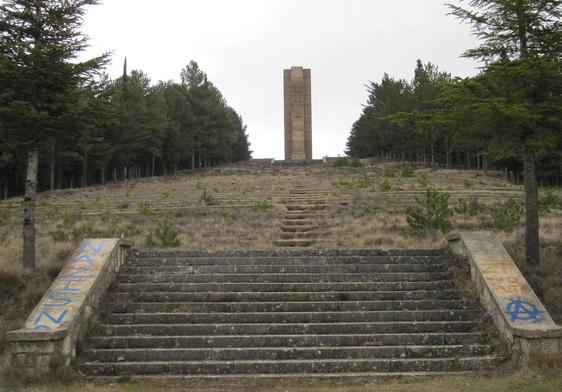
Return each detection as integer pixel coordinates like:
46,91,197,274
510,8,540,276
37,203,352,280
77,249,505,379
274,187,330,247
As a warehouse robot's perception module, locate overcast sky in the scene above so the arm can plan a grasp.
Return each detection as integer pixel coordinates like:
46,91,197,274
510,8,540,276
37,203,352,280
81,0,481,159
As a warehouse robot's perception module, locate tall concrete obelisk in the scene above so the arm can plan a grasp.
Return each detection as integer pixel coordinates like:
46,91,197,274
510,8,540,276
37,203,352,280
284,66,312,161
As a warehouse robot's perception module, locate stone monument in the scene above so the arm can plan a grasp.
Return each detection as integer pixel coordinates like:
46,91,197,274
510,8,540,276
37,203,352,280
284,66,312,161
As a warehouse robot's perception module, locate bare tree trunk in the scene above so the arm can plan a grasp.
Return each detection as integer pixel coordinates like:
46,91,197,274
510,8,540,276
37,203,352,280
2,179,7,199
152,154,156,177
524,152,540,268
82,157,87,188
430,142,435,168
191,149,195,169
50,144,55,191
483,157,489,175
23,149,39,271
101,168,106,185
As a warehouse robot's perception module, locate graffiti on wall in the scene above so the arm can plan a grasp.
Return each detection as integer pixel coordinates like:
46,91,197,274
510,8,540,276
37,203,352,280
25,239,118,332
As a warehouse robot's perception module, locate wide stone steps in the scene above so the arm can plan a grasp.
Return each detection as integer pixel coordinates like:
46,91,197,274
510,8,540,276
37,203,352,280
78,249,504,378
107,300,474,313
107,289,463,302
117,272,452,284
80,356,504,376
96,321,478,336
104,310,479,324
129,255,447,266
81,344,493,362
112,280,458,292
119,263,447,274
85,332,488,350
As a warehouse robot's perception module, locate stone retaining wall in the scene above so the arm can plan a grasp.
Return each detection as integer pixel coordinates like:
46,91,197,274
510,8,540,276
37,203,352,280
8,238,133,373
448,231,562,364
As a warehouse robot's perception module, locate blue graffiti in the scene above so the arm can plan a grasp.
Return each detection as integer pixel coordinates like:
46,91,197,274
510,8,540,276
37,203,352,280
505,299,544,323
34,309,69,329
80,240,106,254
69,254,96,266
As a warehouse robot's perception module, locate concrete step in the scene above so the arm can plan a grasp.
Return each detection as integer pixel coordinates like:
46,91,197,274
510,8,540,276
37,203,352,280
111,280,457,293
283,212,327,219
86,332,488,349
135,249,445,258
274,239,315,247
127,255,447,267
278,232,328,240
81,344,493,362
78,356,505,376
94,321,478,337
281,219,318,226
105,310,480,325
119,263,448,275
107,289,463,303
107,300,474,314
280,225,320,233
117,272,452,284
286,205,328,211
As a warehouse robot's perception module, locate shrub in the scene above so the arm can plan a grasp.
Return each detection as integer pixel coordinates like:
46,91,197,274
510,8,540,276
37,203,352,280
417,173,431,188
538,189,560,216
493,198,523,232
50,228,69,242
332,158,350,167
249,200,272,212
401,168,415,178
349,158,363,167
405,190,452,235
0,208,9,224
454,197,481,217
200,189,217,205
145,219,181,248
357,175,375,189
137,202,155,218
379,178,393,192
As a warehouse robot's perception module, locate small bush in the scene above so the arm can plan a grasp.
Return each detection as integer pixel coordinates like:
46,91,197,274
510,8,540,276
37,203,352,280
332,158,350,167
538,189,560,216
379,178,393,192
405,190,452,235
357,175,375,189
137,202,155,218
249,200,272,212
417,173,431,188
0,208,9,224
349,158,363,167
493,198,523,232
454,197,480,217
50,228,69,242
401,168,415,178
145,219,181,248
200,189,217,205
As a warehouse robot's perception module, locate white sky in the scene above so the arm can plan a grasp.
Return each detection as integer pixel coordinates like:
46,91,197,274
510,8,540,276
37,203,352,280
81,0,481,159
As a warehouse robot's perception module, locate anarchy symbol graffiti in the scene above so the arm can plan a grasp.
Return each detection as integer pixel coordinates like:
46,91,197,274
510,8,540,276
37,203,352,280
505,299,544,323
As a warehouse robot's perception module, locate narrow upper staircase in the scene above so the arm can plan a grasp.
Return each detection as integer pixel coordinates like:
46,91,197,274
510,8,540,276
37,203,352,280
77,249,505,379
274,187,330,248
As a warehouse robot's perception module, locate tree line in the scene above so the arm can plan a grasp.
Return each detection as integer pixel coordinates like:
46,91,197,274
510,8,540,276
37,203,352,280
0,58,251,198
346,58,561,186
347,0,561,268
0,2,251,200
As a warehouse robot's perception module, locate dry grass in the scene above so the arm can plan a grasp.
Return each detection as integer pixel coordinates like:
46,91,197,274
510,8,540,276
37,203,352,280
2,370,562,392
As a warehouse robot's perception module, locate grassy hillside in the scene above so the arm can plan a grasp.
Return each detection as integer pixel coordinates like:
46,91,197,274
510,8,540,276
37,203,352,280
0,159,561,374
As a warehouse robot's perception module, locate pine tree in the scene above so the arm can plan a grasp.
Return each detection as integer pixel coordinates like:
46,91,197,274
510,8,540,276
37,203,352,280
448,0,562,267
0,0,108,270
